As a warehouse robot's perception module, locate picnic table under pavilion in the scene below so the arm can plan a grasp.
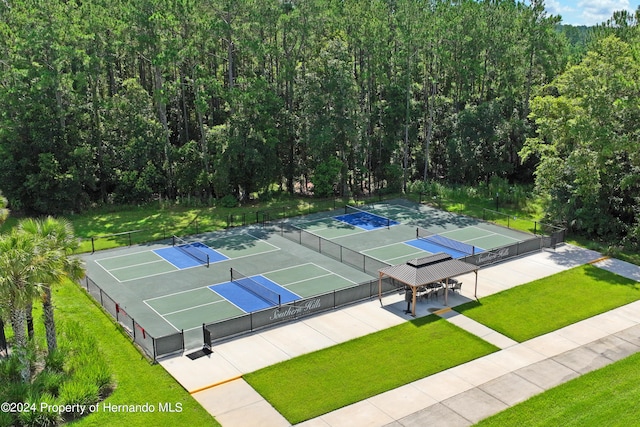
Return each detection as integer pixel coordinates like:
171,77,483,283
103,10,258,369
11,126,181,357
378,253,479,317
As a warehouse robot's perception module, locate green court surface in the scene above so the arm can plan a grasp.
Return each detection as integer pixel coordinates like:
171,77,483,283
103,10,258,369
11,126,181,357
96,252,179,282
425,226,522,252
293,217,361,239
97,251,164,270
146,287,223,314
142,262,357,331
262,263,330,284
261,263,357,298
362,243,429,265
81,198,539,348
284,275,356,297
164,301,244,331
204,232,279,258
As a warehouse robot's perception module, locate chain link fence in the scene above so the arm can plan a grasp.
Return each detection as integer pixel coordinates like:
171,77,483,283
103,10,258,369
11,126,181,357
82,276,184,361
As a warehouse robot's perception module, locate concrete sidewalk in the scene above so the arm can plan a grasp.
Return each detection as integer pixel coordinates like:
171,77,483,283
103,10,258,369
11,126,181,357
160,245,640,426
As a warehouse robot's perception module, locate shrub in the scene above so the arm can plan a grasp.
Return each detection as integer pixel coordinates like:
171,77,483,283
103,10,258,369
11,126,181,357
0,411,14,427
219,194,238,208
44,349,66,373
18,392,61,427
0,353,23,383
58,378,100,408
32,370,67,396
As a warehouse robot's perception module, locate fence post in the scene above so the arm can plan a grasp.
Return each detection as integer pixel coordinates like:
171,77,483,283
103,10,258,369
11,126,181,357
128,232,132,247
91,237,95,254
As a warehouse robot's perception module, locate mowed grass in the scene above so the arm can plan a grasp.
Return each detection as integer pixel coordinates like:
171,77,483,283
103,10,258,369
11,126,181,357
244,315,498,424
456,264,640,342
53,279,219,427
65,197,349,253
476,350,640,426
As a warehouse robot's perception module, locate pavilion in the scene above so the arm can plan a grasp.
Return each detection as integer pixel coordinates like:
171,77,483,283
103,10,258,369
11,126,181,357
378,253,479,317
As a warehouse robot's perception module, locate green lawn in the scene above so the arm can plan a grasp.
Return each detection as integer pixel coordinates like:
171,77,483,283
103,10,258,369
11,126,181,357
52,279,219,427
476,350,640,427
69,197,348,253
456,264,640,342
244,315,498,424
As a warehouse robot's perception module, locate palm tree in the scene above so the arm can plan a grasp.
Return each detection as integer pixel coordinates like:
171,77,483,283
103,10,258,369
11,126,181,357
18,217,84,354
0,230,61,382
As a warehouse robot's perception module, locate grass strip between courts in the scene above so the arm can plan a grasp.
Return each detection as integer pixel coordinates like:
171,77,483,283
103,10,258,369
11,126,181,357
244,316,498,424
455,264,640,342
476,350,640,426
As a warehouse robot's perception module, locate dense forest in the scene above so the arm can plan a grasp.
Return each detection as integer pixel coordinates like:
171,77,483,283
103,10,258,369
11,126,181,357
0,0,639,244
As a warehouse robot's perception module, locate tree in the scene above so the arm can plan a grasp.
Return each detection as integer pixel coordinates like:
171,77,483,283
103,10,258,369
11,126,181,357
522,35,640,244
18,217,84,354
0,230,61,381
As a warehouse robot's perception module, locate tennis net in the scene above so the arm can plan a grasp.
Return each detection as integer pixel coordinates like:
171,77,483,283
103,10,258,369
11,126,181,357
344,205,392,229
172,235,210,267
416,228,476,256
230,268,281,307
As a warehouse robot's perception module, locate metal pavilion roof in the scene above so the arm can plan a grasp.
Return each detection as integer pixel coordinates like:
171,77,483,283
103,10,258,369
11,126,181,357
379,253,478,287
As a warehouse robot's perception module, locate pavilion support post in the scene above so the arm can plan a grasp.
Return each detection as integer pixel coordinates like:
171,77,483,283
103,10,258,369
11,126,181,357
474,270,478,300
444,277,449,306
411,287,417,317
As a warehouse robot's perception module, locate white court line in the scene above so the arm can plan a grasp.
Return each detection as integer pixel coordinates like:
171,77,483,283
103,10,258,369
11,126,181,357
385,253,426,265
284,273,334,286
108,259,168,272
243,232,281,250
143,301,181,332
145,283,220,302
117,267,185,283
94,259,125,283
325,227,374,240
162,300,224,317
361,241,411,254
94,249,166,262
147,261,365,333
208,287,248,313
260,262,317,275
359,241,426,264
263,262,358,285
146,262,305,307
225,248,280,262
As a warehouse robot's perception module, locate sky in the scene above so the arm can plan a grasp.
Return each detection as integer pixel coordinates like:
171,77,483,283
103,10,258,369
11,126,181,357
542,0,639,26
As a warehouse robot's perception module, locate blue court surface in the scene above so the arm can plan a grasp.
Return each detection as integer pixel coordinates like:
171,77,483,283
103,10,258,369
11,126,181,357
153,242,228,269
404,238,484,259
334,211,399,230
209,275,300,313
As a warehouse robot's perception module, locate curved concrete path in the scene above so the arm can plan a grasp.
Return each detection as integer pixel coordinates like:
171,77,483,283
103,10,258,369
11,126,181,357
159,245,640,426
